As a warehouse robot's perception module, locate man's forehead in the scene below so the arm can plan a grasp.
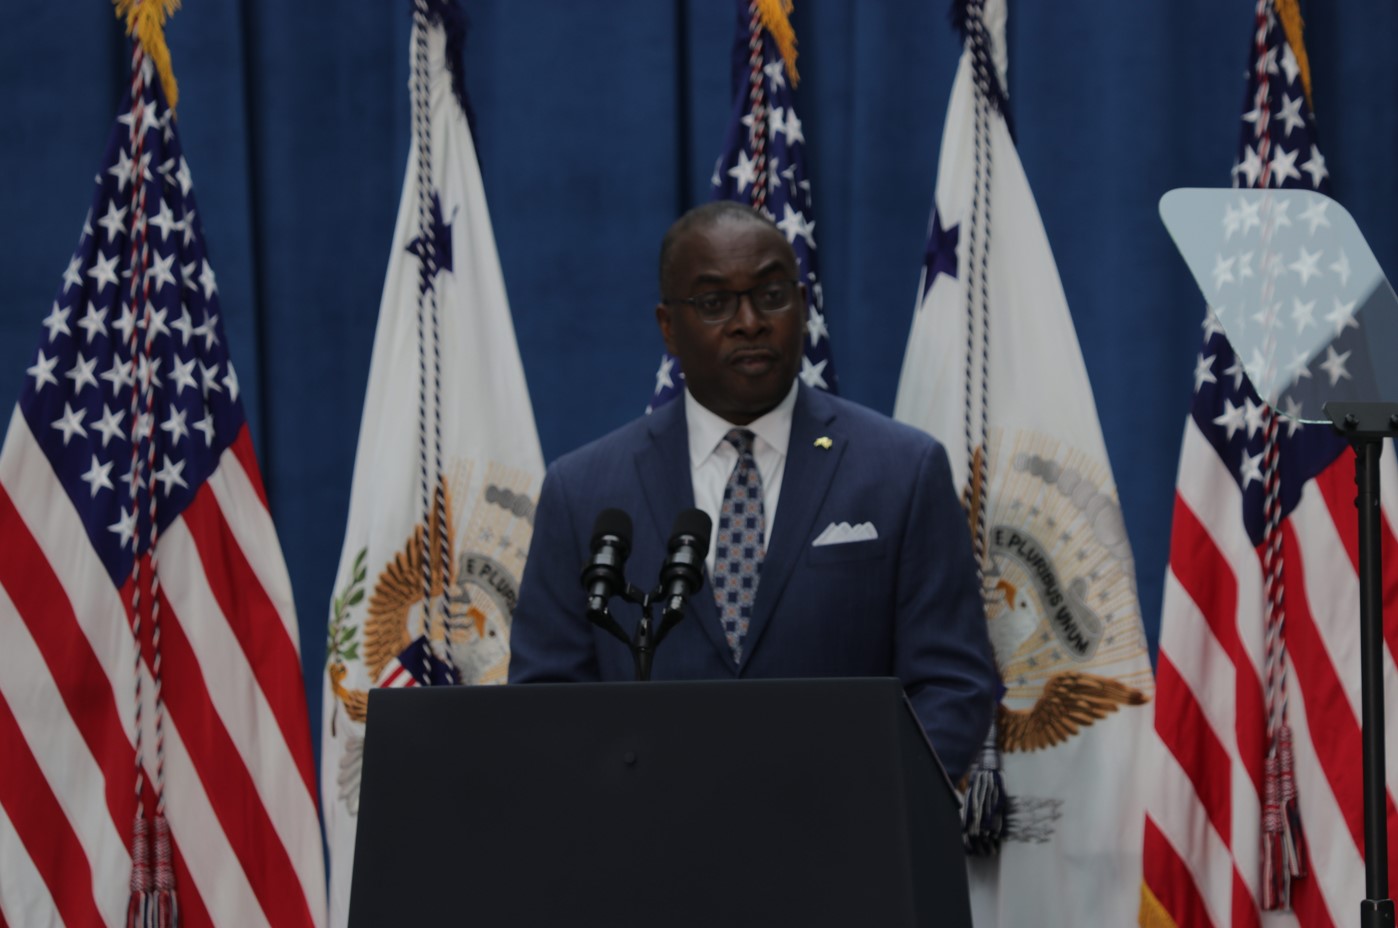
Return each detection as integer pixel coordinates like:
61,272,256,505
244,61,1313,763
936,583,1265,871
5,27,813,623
672,217,792,265
681,210,778,239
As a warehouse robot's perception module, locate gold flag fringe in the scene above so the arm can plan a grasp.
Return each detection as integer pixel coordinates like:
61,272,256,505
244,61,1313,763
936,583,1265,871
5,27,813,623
1273,0,1313,109
1137,883,1180,928
113,0,182,111
754,0,799,87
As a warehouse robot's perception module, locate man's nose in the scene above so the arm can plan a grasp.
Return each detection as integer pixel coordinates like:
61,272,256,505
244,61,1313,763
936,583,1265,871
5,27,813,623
727,291,770,331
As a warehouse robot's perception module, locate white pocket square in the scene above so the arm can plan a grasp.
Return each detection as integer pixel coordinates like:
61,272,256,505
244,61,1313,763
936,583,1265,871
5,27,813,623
811,521,879,546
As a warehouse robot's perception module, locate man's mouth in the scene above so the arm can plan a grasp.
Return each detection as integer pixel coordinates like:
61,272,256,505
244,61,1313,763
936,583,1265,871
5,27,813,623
726,347,777,372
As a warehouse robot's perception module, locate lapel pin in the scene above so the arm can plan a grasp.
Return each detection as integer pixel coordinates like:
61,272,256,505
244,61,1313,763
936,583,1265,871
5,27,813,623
814,436,833,450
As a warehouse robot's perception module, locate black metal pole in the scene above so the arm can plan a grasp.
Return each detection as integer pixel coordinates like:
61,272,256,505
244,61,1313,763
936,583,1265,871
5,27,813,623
1355,434,1394,927
1329,403,1398,928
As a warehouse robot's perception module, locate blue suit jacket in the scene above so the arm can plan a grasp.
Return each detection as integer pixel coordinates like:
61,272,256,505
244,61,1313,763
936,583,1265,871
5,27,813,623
508,384,995,779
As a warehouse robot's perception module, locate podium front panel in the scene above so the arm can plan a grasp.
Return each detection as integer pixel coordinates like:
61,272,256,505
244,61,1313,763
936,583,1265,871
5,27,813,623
348,677,969,927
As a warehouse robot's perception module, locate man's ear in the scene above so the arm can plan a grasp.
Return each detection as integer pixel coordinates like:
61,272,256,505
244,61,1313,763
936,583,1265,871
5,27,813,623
656,303,678,355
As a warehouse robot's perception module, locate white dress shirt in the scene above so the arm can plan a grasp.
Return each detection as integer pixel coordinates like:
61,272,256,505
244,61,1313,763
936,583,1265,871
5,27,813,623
684,381,798,576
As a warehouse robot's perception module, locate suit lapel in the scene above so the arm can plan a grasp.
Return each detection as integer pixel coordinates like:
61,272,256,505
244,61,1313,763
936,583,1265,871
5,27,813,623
741,385,843,671
634,400,731,664
635,401,692,543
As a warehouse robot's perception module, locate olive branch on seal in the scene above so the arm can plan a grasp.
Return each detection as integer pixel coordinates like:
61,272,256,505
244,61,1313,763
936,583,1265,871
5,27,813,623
326,548,368,667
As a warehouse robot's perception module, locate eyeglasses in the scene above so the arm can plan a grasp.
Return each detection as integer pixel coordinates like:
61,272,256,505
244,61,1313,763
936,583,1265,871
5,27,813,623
664,279,801,325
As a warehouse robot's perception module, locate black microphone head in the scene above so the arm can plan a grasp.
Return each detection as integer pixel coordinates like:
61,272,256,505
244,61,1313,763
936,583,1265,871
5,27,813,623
591,508,633,554
669,508,712,557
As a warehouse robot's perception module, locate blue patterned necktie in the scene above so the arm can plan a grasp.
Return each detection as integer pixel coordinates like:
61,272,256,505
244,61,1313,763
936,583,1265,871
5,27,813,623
711,428,765,663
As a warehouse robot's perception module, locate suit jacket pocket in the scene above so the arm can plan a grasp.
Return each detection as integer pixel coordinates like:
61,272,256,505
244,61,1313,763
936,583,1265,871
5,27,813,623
806,536,887,565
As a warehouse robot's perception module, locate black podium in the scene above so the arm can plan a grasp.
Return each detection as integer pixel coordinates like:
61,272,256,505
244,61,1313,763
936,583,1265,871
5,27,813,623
347,678,970,927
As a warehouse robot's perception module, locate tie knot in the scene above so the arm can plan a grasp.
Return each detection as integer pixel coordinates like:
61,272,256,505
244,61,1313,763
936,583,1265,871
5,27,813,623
724,428,756,456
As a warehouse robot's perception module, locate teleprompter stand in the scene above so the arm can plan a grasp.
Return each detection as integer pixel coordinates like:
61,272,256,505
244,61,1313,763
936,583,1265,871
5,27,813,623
347,678,970,927
1326,403,1396,928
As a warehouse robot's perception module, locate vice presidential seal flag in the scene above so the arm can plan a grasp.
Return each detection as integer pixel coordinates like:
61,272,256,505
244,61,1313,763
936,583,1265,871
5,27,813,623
1142,2,1398,925
893,1,1153,925
320,3,545,924
0,4,325,926
648,0,837,410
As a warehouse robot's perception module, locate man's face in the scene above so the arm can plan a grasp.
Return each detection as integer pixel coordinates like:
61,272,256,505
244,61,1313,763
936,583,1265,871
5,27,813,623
655,217,806,425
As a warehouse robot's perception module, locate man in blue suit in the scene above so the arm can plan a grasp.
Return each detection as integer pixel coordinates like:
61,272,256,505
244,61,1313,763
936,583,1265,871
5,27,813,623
508,201,995,780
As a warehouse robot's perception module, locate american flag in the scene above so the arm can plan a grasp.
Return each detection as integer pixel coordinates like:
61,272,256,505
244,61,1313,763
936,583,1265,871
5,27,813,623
0,37,325,928
647,0,837,411
1142,2,1398,925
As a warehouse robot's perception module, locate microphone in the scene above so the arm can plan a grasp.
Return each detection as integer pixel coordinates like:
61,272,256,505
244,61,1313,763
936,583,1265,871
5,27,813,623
581,508,632,621
655,508,712,642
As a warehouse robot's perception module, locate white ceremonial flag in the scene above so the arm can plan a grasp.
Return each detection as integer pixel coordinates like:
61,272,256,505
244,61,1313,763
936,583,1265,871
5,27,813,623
893,1,1154,925
320,9,545,926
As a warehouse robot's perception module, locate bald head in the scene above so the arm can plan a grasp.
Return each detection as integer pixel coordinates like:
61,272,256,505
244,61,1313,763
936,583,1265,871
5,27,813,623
658,201,794,299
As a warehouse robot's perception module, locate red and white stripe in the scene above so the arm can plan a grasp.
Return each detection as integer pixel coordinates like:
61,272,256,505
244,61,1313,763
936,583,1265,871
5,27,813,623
377,657,420,689
0,411,326,927
1144,415,1398,927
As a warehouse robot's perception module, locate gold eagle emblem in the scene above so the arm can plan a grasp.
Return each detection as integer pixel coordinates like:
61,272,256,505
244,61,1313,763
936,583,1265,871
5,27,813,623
330,479,457,723
998,671,1148,752
950,430,1154,775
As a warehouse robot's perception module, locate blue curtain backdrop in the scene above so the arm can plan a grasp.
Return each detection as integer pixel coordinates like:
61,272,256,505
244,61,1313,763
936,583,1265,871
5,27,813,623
4,1,1397,771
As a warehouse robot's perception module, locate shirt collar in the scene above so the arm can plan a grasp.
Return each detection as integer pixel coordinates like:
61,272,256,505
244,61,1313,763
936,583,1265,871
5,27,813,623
685,379,798,468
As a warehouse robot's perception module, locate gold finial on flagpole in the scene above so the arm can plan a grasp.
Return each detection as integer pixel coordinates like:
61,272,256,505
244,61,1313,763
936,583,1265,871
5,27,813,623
113,0,182,110
754,0,800,87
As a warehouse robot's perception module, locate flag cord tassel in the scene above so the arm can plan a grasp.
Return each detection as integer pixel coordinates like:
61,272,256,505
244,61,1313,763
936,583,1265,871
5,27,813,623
124,36,162,928
410,0,455,677
962,716,1006,855
744,1,769,216
958,0,1004,856
127,814,152,926
126,814,179,927
153,814,180,927
117,25,179,926
1251,3,1304,904
1280,725,1307,880
1262,723,1308,910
